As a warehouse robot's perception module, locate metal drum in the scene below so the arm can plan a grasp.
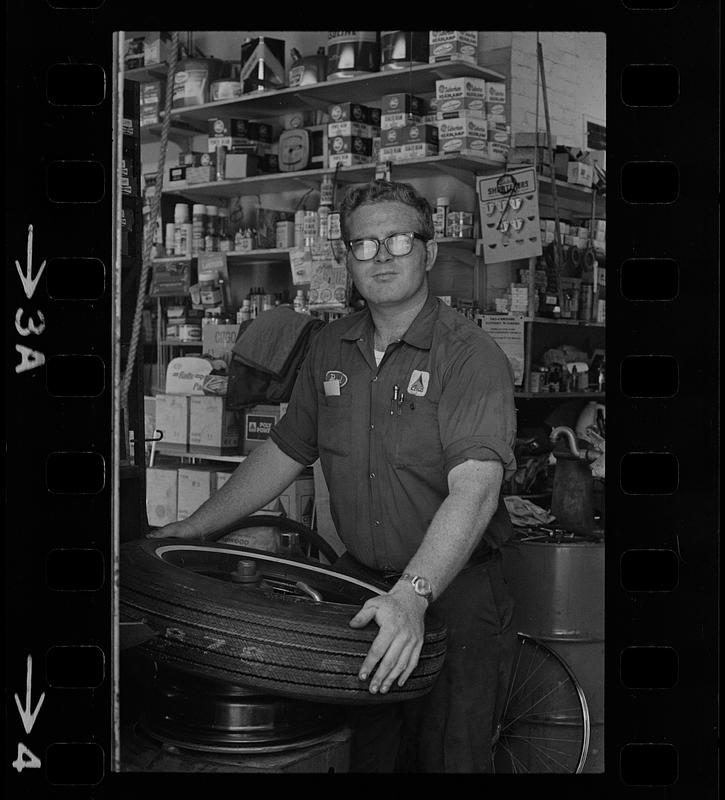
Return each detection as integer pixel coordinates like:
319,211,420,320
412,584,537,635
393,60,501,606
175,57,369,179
501,531,605,772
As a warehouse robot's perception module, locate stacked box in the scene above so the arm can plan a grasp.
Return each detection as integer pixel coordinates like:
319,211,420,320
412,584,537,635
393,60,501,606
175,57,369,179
327,120,379,138
327,133,374,168
140,80,165,127
189,395,240,454
207,118,272,142
437,116,487,141
328,102,380,126
436,76,487,101
155,394,190,453
214,469,235,491
486,141,510,162
567,161,594,187
440,136,487,155
432,96,486,117
380,93,426,130
177,465,217,520
429,31,478,64
243,404,284,455
207,137,267,156
381,123,438,160
486,82,507,104
146,464,179,527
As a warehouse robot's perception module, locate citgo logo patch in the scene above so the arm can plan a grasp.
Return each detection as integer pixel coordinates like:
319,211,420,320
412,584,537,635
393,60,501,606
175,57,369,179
407,370,430,396
325,370,348,387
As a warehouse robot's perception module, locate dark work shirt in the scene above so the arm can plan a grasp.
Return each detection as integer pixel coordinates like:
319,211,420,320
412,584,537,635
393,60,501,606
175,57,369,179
270,292,517,572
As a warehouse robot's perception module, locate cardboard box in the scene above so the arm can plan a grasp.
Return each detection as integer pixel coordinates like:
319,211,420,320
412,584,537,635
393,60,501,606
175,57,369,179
381,92,426,116
177,466,216,520
378,145,405,163
401,122,439,145
186,165,216,184
432,96,486,117
189,395,240,454
429,31,478,64
155,394,190,453
201,323,240,365
327,120,379,138
223,153,260,179
487,127,512,145
146,464,179,527
435,76,486,100
487,142,510,162
567,161,594,187
486,82,507,104
329,152,373,168
214,469,235,491
437,116,487,140
328,102,379,125
440,135,487,154
327,135,373,156
400,142,438,158
143,32,170,67
276,474,315,526
207,117,272,142
243,404,283,454
380,112,423,130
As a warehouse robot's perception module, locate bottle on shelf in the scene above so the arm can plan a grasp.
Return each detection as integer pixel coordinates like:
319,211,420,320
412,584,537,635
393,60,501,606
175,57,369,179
237,298,251,323
205,205,219,252
218,207,233,252
320,173,334,207
293,289,305,313
434,196,449,239
192,204,207,256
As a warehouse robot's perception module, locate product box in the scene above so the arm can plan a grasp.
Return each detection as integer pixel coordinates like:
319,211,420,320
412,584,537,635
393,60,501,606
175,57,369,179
327,120,379,138
274,475,315,525
189,395,240,454
207,136,267,156
155,393,190,453
487,127,512,145
485,101,508,118
150,259,194,296
214,470,235,491
487,141,510,162
432,96,486,118
328,102,379,125
429,31,478,64
167,165,186,184
435,76,486,100
207,117,273,142
486,115,510,131
186,165,216,184
140,79,165,127
327,135,373,156
201,323,240,365
440,135,487,154
276,220,296,249
177,465,217,520
400,122,439,145
243,403,284,454
378,145,405,163
143,32,171,67
567,161,594,187
146,464,179,527
486,82,507,104
224,153,261,179
380,112,423,130
437,116,487,140
381,92,426,116
401,142,438,159
328,152,373,168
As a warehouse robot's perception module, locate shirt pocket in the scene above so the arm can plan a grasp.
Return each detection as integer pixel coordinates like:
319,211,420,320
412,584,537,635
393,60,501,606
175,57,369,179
391,397,441,467
318,394,352,457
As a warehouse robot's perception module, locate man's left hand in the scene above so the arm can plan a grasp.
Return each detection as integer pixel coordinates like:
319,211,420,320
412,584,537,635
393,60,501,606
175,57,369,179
348,590,426,694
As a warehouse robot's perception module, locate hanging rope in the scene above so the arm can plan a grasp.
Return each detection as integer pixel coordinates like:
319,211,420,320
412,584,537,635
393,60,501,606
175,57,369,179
120,31,180,419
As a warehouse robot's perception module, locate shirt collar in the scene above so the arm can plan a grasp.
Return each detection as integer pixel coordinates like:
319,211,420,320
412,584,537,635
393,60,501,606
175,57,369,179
340,291,439,350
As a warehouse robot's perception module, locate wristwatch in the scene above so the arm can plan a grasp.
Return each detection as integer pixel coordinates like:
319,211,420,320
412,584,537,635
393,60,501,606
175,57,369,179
399,573,434,604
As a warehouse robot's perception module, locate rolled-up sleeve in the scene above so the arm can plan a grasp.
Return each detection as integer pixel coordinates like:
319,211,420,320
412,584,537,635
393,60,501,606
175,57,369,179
268,345,320,466
438,338,517,480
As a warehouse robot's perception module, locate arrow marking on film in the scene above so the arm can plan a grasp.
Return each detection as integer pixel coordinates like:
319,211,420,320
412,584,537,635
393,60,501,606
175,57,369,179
14,655,46,735
16,225,47,301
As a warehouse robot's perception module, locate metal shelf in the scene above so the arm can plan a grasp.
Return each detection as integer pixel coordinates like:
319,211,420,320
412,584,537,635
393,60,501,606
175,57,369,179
156,444,246,463
167,62,506,123
124,63,169,81
528,316,605,328
153,248,292,265
162,153,503,201
515,391,605,400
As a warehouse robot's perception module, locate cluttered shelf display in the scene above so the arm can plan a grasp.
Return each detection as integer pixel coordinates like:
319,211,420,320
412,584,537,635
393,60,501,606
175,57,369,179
130,28,605,554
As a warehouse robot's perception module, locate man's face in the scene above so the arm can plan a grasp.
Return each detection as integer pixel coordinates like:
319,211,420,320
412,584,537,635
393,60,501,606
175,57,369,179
345,200,436,309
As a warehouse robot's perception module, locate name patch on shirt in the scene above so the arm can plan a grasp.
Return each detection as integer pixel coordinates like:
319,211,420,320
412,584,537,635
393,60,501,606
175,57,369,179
407,370,430,397
325,369,348,388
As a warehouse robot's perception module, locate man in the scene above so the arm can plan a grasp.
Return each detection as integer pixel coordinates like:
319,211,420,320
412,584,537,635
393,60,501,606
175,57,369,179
149,180,518,772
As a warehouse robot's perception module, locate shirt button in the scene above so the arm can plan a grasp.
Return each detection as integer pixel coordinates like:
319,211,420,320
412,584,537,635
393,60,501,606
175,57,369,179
375,520,382,527
369,472,375,479
370,423,374,430
371,376,378,382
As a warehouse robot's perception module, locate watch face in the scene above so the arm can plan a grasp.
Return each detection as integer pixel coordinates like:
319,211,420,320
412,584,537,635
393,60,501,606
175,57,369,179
414,577,432,597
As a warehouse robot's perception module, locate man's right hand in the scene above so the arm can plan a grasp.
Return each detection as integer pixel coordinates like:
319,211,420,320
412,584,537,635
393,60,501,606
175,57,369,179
146,519,204,540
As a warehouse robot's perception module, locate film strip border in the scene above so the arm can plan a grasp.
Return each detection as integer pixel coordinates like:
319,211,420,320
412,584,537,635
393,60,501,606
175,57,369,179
3,3,719,794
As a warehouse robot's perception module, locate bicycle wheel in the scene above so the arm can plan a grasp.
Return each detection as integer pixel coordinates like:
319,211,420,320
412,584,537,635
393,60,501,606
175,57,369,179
493,633,590,773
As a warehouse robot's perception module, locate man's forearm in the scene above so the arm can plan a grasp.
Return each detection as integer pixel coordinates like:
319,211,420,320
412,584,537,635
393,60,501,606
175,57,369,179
182,438,306,537
396,460,503,602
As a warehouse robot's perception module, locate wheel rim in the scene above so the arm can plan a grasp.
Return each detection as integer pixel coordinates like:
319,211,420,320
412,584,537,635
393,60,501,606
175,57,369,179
493,633,590,773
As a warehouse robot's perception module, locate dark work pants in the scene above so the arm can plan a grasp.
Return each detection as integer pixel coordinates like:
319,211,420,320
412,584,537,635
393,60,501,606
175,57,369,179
335,552,517,773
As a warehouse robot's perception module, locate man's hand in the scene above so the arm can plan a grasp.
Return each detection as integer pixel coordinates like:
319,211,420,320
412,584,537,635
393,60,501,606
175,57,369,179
146,519,203,540
348,588,426,694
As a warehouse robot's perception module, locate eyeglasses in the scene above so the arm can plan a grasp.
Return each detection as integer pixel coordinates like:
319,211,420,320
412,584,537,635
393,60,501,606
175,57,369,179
345,232,430,261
